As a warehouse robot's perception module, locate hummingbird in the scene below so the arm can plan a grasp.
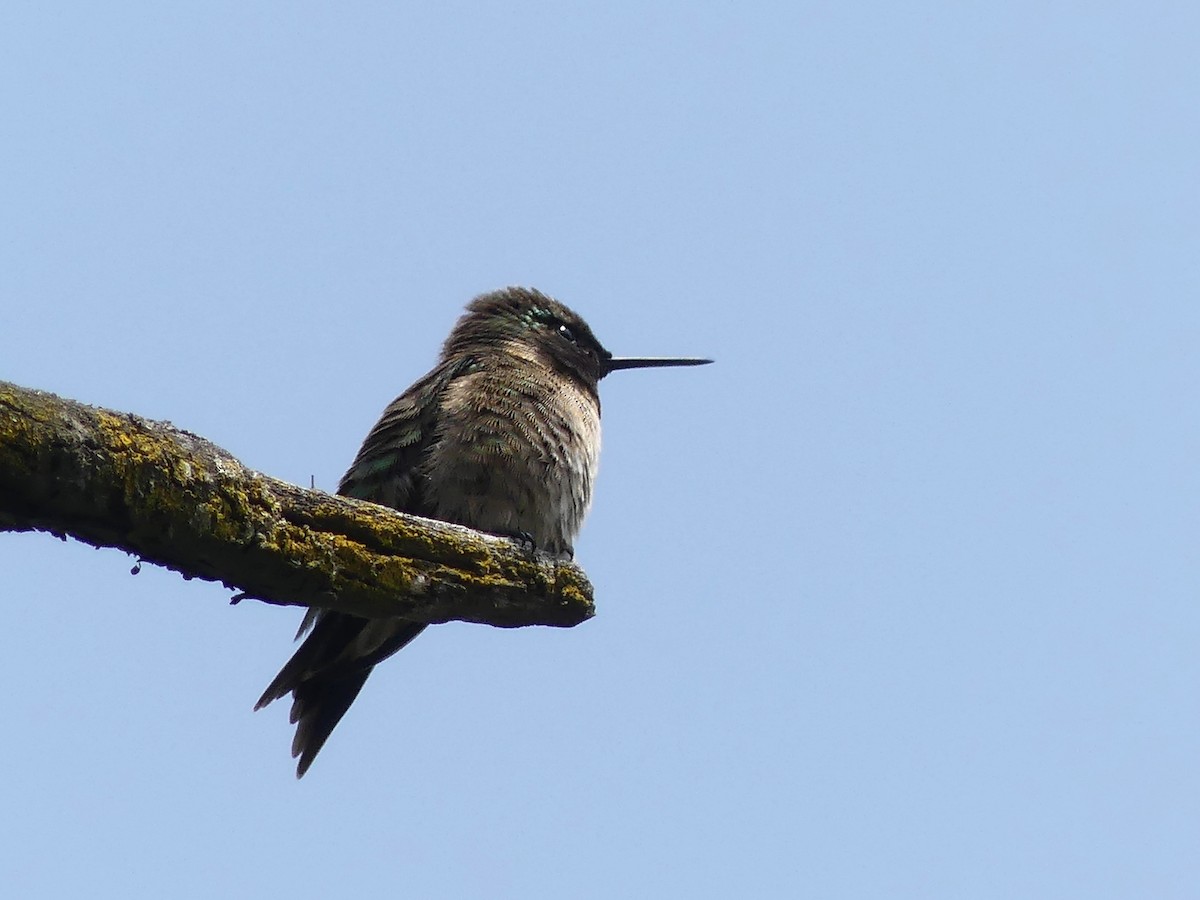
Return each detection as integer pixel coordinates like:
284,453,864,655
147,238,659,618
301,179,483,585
254,286,711,777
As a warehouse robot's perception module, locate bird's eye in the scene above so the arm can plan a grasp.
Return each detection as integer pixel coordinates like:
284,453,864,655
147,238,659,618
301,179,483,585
557,323,577,343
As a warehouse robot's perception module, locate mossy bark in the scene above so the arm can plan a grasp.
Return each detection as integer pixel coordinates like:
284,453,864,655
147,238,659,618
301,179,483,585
0,380,594,627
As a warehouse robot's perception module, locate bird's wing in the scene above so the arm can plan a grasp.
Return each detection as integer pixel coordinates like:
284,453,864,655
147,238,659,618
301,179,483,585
337,355,476,508
255,355,475,777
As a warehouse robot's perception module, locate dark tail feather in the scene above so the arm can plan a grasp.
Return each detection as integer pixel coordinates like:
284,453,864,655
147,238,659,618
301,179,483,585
255,613,428,777
290,669,372,778
252,612,364,712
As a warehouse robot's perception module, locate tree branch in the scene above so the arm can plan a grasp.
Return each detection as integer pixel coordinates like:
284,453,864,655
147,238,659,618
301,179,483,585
0,380,594,628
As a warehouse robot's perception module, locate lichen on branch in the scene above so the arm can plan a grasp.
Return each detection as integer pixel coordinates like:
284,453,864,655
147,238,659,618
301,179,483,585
0,380,594,628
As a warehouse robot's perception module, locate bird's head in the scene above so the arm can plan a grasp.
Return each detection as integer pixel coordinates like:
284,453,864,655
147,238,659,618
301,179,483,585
444,286,712,387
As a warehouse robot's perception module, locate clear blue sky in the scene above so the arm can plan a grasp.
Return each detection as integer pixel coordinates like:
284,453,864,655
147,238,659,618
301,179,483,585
2,3,1197,897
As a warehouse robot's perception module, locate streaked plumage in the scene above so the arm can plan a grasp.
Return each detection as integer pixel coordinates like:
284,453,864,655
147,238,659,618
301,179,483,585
255,286,710,776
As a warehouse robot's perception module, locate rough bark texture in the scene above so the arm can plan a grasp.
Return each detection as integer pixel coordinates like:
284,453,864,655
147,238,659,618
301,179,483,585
0,380,594,628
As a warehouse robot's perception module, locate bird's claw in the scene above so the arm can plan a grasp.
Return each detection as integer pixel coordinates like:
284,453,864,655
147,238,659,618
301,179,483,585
496,530,537,553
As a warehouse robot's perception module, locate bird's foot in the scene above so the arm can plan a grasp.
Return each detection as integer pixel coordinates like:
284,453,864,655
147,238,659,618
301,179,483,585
491,532,574,561
496,530,538,553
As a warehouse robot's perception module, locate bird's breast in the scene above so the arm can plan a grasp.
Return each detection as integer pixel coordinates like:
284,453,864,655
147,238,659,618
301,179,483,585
425,365,600,556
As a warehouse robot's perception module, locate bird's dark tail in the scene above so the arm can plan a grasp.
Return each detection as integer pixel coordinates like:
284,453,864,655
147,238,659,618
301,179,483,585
255,612,427,777
288,669,372,778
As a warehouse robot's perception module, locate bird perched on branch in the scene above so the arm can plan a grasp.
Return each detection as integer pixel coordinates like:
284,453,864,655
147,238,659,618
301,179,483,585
255,286,712,776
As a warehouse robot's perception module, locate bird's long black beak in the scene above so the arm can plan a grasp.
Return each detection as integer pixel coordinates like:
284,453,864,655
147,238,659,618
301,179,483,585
604,356,714,373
